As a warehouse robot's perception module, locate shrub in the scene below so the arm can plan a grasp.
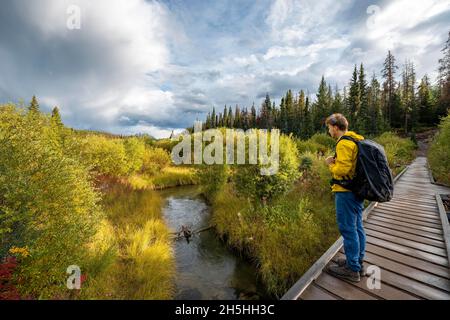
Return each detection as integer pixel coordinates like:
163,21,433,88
309,133,336,151
141,147,171,176
78,135,129,176
428,114,450,185
234,134,301,202
374,132,415,173
0,104,103,298
198,164,229,202
123,137,145,175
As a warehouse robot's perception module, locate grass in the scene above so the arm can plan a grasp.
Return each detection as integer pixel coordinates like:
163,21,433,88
127,166,199,190
428,114,450,186
80,184,175,299
374,132,416,176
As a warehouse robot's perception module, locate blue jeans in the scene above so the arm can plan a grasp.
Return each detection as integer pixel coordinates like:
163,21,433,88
335,192,365,272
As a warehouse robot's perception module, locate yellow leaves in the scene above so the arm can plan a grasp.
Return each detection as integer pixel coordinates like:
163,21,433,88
9,246,31,258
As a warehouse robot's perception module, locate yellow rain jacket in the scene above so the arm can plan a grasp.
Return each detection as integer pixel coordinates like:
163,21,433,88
329,131,365,192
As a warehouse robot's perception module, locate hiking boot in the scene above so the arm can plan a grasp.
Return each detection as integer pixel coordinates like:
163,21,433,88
336,258,366,277
327,263,361,283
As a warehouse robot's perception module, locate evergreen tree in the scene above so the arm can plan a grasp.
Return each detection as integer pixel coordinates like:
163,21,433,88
260,93,272,129
437,31,450,119
296,90,306,137
357,63,370,134
347,65,360,127
303,96,313,138
222,105,228,127
418,75,435,126
382,50,398,127
234,105,241,128
279,97,288,133
29,95,40,113
313,76,329,131
331,85,344,114
211,107,216,128
401,60,417,133
228,106,234,128
285,89,294,133
367,74,384,134
51,106,63,128
250,103,257,128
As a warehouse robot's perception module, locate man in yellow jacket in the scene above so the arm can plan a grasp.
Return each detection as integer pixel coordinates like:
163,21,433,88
324,113,365,283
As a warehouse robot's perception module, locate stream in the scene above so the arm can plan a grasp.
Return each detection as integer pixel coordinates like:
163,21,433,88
158,185,269,300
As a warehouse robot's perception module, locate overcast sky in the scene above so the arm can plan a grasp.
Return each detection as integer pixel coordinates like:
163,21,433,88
0,0,449,138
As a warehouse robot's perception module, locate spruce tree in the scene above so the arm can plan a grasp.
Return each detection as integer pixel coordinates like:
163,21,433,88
418,75,435,126
314,76,329,131
348,65,360,127
29,95,40,113
51,106,63,128
382,50,398,127
357,63,370,134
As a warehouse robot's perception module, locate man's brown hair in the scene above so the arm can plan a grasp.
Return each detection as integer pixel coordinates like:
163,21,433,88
326,113,348,131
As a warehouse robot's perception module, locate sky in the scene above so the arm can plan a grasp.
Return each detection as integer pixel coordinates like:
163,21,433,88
0,0,449,138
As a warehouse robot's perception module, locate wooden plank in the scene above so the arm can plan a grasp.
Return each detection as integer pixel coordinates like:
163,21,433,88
366,236,449,267
365,229,447,257
436,194,450,267
392,197,437,205
365,243,450,280
358,252,450,292
334,252,450,299
370,212,442,230
364,223,446,249
395,186,436,193
372,207,441,221
315,272,377,300
385,200,437,210
364,219,444,241
377,201,439,213
329,257,421,300
392,195,437,205
372,208,441,224
377,203,440,216
369,215,443,235
300,283,340,300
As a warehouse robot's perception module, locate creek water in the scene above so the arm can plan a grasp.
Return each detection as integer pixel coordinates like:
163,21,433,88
158,185,269,300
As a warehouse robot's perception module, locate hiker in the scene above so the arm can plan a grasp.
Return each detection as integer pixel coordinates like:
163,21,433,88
324,113,366,283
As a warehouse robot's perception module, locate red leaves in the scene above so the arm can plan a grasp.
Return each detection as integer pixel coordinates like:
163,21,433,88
0,256,21,300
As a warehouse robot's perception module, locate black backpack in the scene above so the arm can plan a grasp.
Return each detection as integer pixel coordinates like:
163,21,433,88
331,136,394,202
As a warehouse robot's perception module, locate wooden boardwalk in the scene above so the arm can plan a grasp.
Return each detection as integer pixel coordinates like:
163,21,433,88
282,157,450,300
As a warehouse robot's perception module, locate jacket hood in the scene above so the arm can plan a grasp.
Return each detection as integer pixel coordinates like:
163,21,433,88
342,131,364,141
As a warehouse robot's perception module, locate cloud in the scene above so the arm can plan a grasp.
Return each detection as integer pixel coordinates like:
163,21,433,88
0,0,448,137
0,0,183,138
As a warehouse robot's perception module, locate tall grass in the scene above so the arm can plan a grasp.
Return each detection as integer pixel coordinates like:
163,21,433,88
374,132,416,176
127,167,199,190
81,184,175,299
428,114,450,185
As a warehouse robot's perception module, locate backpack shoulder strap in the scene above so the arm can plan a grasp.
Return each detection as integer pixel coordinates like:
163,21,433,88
334,135,358,158
338,135,357,144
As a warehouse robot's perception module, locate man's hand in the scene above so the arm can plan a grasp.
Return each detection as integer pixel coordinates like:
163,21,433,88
325,156,335,165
